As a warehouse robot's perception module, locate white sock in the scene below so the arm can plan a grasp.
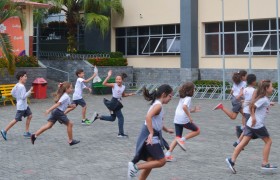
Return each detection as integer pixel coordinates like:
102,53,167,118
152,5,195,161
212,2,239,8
236,139,240,143
181,137,186,141
165,151,171,156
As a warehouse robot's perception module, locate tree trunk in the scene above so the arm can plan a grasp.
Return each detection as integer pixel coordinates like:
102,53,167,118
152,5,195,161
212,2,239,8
66,10,78,53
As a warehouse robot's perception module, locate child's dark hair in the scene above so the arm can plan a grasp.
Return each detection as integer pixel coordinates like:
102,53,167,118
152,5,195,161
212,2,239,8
53,82,72,103
117,73,127,80
75,69,84,76
239,70,247,77
250,80,271,110
246,74,257,85
143,84,173,105
16,71,27,80
232,72,241,84
179,82,195,98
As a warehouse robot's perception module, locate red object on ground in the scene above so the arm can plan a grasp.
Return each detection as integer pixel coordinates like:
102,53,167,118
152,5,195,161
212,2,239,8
32,78,47,99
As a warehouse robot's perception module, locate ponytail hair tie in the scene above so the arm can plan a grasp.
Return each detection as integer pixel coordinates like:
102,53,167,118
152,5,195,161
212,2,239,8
58,82,63,87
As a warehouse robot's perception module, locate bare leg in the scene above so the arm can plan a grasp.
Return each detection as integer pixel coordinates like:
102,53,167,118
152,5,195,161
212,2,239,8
34,121,54,137
261,137,272,165
221,107,238,120
231,136,251,162
25,115,32,132
137,158,166,170
64,107,76,115
82,106,87,119
65,121,73,142
139,157,153,180
184,128,200,139
4,119,18,132
168,139,178,153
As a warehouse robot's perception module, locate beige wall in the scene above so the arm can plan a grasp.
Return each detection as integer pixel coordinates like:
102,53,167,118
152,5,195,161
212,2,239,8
127,56,180,68
199,0,280,69
111,0,180,68
23,5,34,56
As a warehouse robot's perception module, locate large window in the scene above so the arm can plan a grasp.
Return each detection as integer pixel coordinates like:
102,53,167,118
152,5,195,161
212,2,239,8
205,19,280,56
115,24,180,56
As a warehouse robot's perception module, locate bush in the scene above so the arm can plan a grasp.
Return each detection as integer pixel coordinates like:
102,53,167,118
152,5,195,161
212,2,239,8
87,57,127,66
193,80,231,86
109,51,123,58
0,56,39,68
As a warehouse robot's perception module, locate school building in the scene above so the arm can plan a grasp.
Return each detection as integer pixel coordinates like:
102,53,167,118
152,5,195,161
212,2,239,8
110,0,280,82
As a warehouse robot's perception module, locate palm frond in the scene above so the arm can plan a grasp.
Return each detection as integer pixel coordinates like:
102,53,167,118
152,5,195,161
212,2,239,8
110,0,124,18
0,33,15,75
84,13,109,37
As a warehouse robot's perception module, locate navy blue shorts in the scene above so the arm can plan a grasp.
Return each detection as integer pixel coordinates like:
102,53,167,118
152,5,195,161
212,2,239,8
15,107,32,121
72,98,86,107
175,123,199,138
48,109,69,125
243,126,269,139
231,96,242,113
143,143,165,160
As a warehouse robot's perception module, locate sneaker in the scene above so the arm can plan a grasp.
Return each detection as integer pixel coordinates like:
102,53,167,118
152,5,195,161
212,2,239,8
225,158,236,174
235,126,243,138
31,134,36,145
1,130,7,141
233,141,238,147
118,133,129,138
84,119,92,125
212,103,223,110
23,132,32,138
261,163,278,170
165,155,176,162
176,138,186,151
69,139,80,146
90,112,99,124
81,120,86,125
127,162,138,179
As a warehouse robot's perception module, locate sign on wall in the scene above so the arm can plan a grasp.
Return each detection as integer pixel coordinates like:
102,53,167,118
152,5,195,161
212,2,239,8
0,17,25,56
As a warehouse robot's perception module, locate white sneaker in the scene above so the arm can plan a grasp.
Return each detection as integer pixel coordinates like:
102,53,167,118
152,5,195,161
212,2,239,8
176,138,186,151
90,112,99,124
127,162,138,179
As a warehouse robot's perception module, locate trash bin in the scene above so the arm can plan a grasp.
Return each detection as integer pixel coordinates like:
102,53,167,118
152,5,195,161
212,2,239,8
32,78,47,99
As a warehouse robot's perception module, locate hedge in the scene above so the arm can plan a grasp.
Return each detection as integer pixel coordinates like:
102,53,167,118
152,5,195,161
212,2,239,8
0,56,39,68
87,57,127,66
193,80,231,86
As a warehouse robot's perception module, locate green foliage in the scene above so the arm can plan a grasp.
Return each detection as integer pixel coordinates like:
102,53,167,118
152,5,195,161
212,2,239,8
0,56,38,68
193,80,231,86
75,50,108,55
87,57,127,66
272,82,278,89
109,51,123,58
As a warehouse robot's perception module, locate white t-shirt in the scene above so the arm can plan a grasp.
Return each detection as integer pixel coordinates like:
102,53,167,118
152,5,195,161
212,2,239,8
112,83,125,99
57,93,71,111
246,97,270,129
145,100,164,144
243,86,255,114
232,81,247,97
11,83,31,110
73,77,86,100
174,96,192,124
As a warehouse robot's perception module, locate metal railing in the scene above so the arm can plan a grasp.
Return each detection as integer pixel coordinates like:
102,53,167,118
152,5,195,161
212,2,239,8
46,66,70,82
39,51,110,60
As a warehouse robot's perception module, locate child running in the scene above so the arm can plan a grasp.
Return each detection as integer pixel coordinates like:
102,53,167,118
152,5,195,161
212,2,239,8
31,82,80,146
93,70,135,138
1,71,33,140
233,74,257,147
226,80,277,174
165,82,200,162
127,84,174,180
64,68,97,125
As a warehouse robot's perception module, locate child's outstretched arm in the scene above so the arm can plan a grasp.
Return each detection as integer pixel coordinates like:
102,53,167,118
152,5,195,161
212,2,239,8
102,70,115,88
84,71,97,83
162,125,174,134
122,92,135,97
45,102,61,115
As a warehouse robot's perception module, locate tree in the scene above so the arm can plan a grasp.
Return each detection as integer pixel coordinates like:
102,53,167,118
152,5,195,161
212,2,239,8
0,0,25,75
46,0,124,53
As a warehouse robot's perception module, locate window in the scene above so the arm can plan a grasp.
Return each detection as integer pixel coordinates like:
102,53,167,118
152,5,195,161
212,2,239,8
115,24,180,56
205,19,279,56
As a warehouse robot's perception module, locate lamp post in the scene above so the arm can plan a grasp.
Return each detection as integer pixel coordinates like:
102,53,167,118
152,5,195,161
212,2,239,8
276,0,280,104
248,0,252,73
222,0,226,100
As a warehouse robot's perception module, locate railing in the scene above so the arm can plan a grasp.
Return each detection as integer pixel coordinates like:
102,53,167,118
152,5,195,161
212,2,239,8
46,66,70,82
39,51,110,60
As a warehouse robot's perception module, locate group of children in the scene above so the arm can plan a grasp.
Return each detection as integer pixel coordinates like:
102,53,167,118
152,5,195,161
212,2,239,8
0,68,277,179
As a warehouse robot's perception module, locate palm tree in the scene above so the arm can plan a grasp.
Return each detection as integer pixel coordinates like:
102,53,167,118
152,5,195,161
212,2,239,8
47,0,124,52
0,0,25,75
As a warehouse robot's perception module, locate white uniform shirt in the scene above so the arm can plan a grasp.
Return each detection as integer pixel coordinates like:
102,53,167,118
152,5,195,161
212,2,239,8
246,97,270,129
145,100,164,144
73,78,86,100
112,84,125,99
174,96,192,124
243,87,255,114
232,81,247,97
11,83,31,110
57,93,71,111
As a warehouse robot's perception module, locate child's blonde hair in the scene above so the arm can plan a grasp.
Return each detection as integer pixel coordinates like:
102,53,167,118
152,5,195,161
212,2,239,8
53,82,72,103
250,80,271,110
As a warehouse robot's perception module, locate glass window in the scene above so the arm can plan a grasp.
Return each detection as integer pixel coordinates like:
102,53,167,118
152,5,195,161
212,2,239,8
127,27,137,36
221,34,235,55
163,25,175,34
263,34,279,51
138,37,149,55
139,27,149,35
127,37,137,55
206,34,219,55
205,23,219,33
236,21,249,31
142,37,161,54
116,28,125,36
116,38,125,55
176,24,180,34
223,22,235,32
150,26,162,35
253,20,269,31
237,33,249,54
169,37,180,52
155,37,175,53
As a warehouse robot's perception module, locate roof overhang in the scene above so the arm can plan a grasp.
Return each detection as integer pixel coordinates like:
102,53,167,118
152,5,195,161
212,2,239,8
11,0,52,8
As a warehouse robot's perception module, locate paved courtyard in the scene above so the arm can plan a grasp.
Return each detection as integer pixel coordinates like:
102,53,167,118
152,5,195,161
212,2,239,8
0,94,280,180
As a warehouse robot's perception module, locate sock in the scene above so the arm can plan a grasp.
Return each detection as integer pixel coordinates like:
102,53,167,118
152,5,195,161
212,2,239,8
165,151,171,156
181,137,186,141
236,139,240,143
82,119,85,121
